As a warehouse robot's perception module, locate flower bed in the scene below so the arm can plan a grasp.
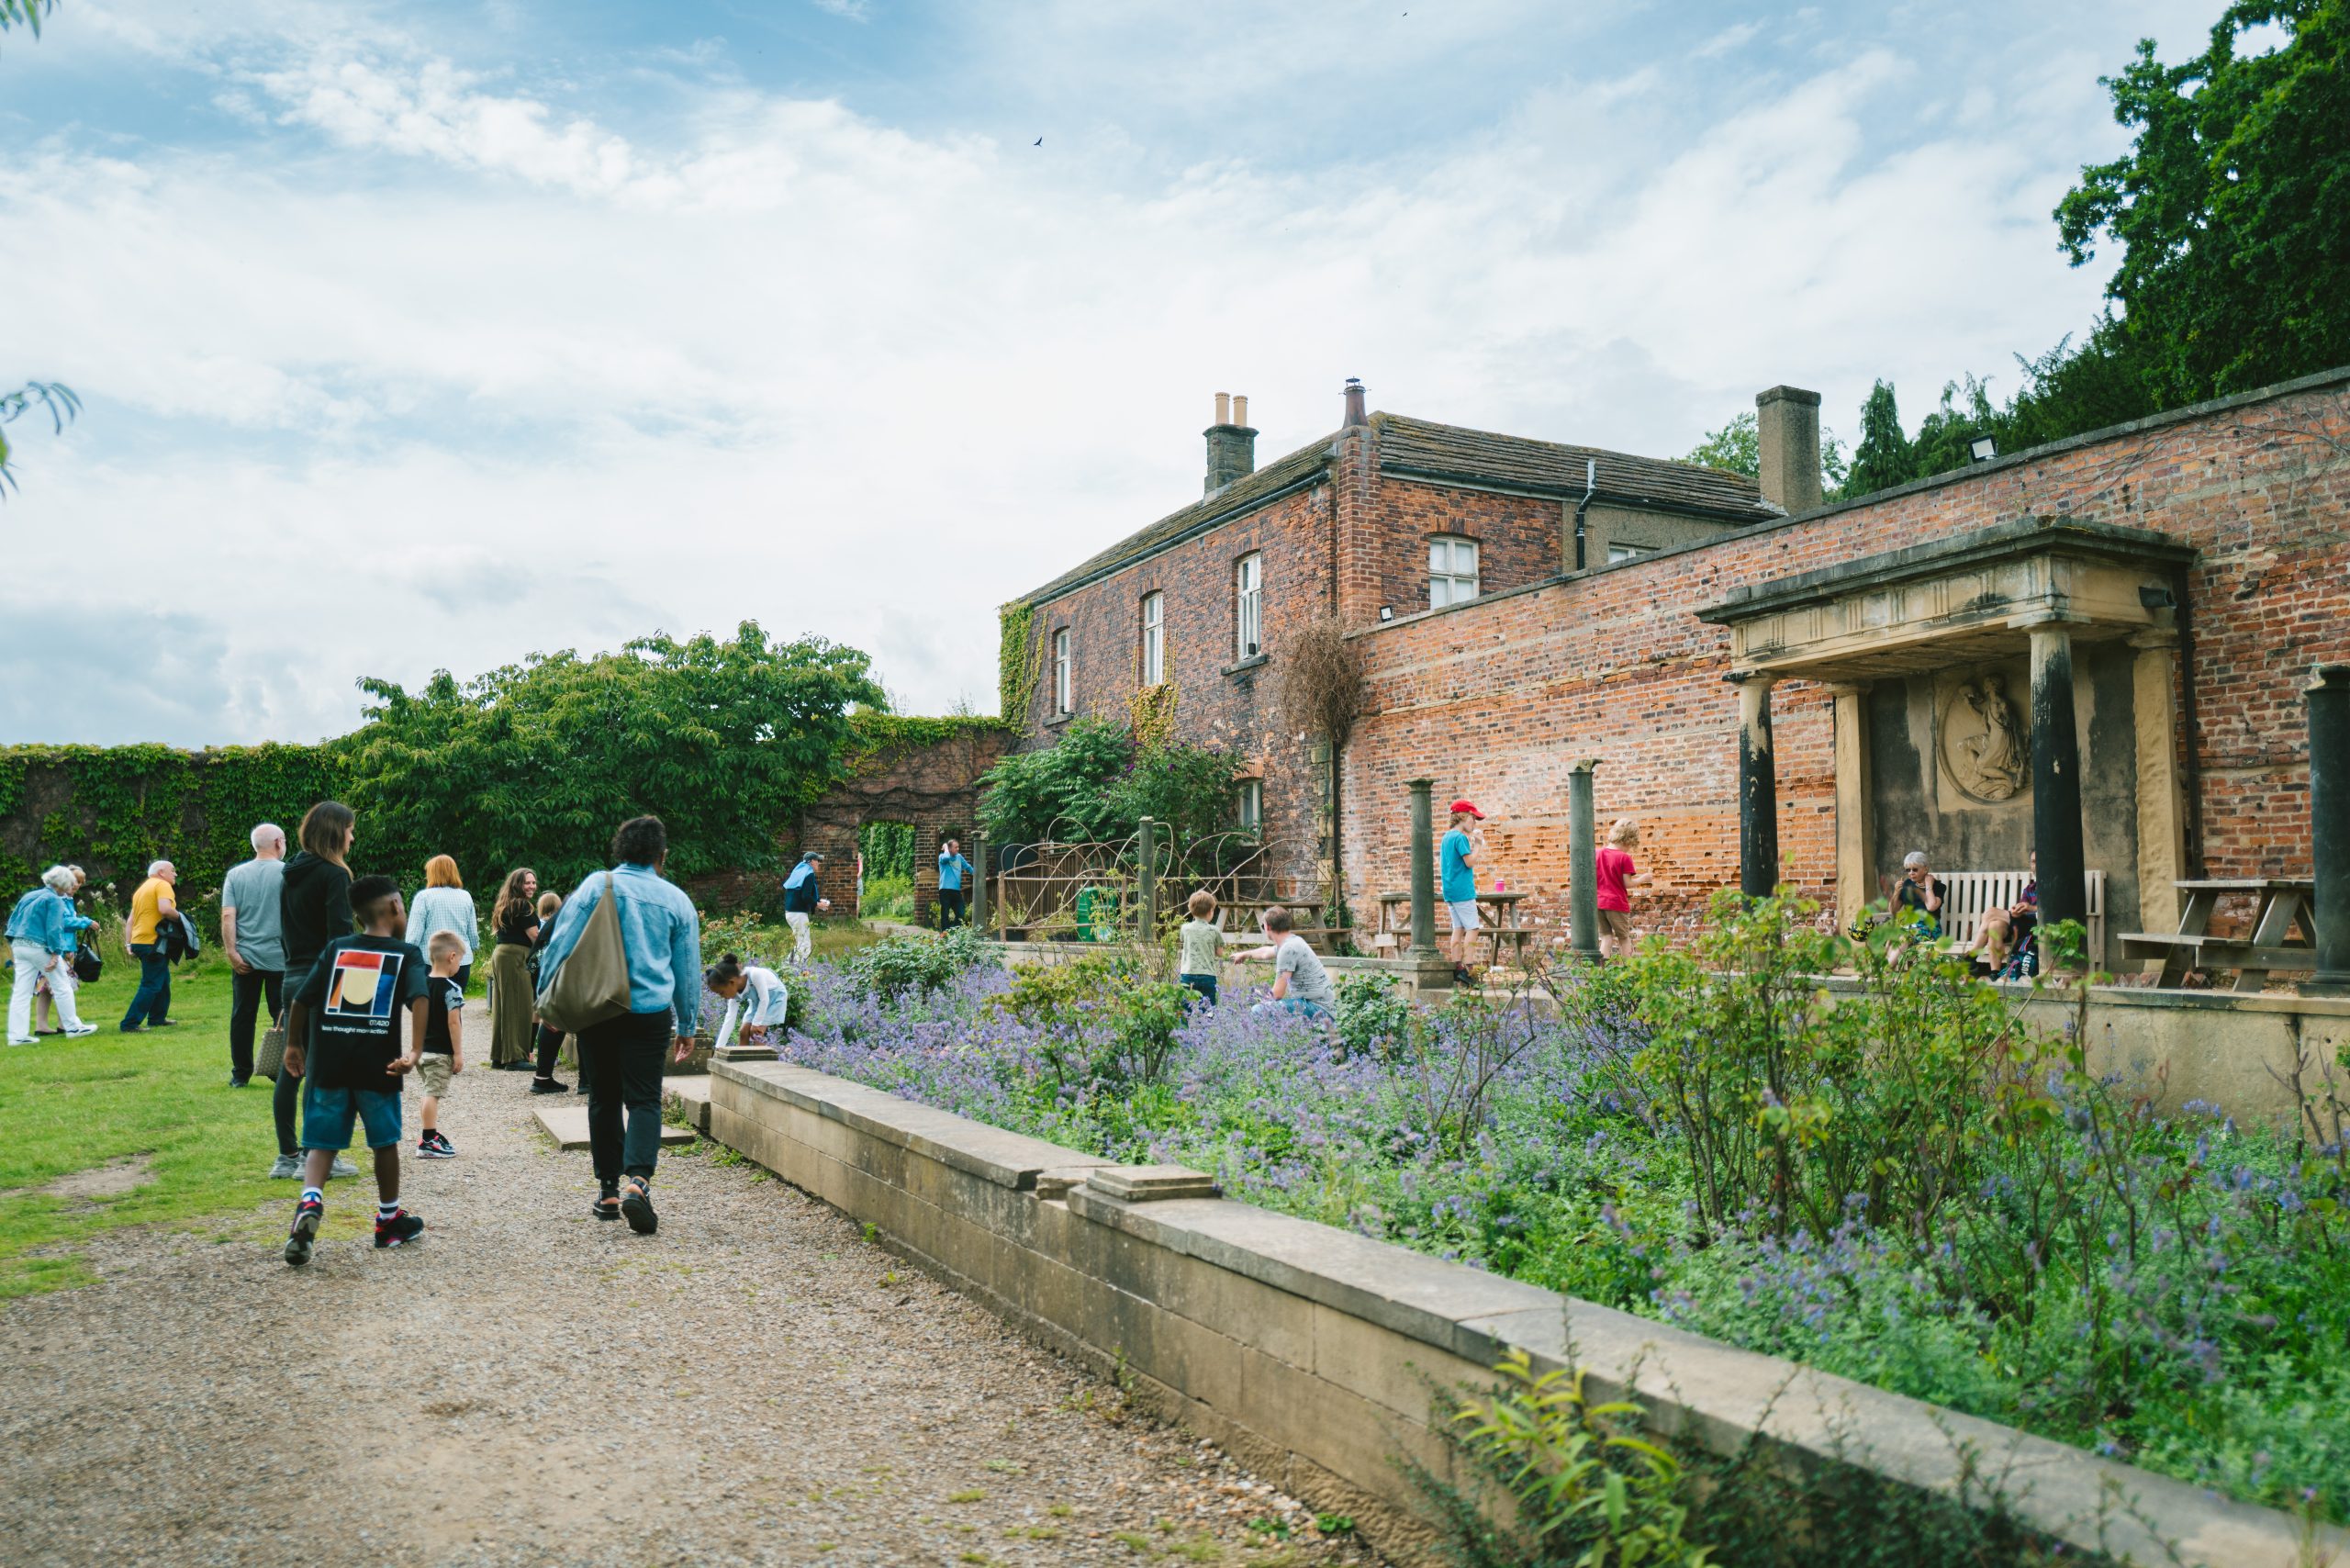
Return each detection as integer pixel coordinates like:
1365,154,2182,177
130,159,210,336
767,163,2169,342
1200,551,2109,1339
747,909,2350,1524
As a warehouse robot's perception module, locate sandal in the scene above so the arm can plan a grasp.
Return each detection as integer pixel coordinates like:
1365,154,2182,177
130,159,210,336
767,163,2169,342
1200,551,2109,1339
592,1186,621,1222
620,1176,657,1236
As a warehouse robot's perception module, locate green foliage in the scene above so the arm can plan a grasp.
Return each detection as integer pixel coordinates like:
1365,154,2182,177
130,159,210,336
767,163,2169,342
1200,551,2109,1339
2056,0,2350,404
858,821,915,881
992,948,1194,1091
975,717,1241,847
841,924,987,1001
1333,970,1411,1061
345,622,884,890
0,744,352,932
997,601,1040,722
858,871,914,921
0,380,81,498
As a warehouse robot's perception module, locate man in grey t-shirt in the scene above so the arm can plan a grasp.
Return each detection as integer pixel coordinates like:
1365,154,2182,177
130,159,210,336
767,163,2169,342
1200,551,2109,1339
219,822,289,1088
1233,906,1336,1024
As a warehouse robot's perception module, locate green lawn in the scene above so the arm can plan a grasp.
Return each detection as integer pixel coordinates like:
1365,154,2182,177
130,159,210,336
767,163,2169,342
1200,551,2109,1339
0,951,321,1298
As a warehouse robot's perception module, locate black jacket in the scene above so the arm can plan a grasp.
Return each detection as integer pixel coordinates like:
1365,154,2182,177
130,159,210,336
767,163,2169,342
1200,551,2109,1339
280,851,354,987
783,862,822,914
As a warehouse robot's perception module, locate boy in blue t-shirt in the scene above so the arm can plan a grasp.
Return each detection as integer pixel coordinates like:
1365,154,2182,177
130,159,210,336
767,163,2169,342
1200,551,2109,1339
281,875,431,1264
1439,800,1487,983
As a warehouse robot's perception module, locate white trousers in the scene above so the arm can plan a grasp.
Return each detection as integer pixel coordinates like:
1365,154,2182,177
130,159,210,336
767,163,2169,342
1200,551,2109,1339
9,940,74,1041
785,912,811,964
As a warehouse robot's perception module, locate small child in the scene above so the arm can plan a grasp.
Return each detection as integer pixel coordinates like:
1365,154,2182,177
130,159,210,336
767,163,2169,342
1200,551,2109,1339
1595,818,1641,960
415,930,465,1159
281,875,430,1265
528,890,579,1095
704,952,790,1058
1177,890,1221,1005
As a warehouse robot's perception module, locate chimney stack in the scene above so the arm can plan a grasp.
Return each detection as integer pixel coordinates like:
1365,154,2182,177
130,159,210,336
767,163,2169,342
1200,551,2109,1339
1204,391,1258,494
1754,386,1822,513
1342,376,1367,428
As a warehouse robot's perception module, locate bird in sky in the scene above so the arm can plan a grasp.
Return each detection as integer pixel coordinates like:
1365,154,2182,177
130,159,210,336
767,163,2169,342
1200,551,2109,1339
1034,136,1043,146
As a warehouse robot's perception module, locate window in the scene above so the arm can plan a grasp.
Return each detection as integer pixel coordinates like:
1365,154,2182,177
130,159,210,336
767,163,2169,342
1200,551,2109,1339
1235,554,1262,658
1237,778,1263,831
1606,542,1656,566
1140,592,1165,685
1429,536,1480,608
1052,628,1072,714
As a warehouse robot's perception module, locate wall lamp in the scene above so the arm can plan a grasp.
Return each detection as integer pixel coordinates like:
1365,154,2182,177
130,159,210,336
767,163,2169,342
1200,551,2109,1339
1379,606,1394,622
1968,435,1998,463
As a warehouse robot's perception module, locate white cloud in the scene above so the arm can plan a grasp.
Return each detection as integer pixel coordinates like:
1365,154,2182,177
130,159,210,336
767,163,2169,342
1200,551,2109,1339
1695,20,1763,57
0,3,2176,745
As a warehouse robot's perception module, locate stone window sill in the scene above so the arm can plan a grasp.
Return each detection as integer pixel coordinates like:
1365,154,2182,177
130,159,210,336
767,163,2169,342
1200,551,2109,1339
1223,654,1270,679
1043,710,1074,729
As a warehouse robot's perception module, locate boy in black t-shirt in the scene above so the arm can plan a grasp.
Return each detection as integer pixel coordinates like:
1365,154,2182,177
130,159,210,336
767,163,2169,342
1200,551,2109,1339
415,931,465,1159
282,876,431,1265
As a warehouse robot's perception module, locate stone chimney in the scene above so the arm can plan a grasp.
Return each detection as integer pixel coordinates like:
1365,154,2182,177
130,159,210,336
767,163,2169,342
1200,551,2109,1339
1342,376,1368,428
1204,391,1258,494
1754,386,1822,513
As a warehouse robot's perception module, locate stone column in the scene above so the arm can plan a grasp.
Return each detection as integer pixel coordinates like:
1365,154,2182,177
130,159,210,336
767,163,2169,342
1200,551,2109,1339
1733,671,1779,898
2030,622,2090,942
1137,817,1158,939
1569,761,1601,961
1825,682,1873,933
2309,666,2350,995
1406,778,1449,988
2130,629,2189,937
971,834,988,934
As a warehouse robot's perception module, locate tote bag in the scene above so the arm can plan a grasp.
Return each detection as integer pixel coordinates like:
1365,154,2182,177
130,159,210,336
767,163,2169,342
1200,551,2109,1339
535,872,633,1035
255,1014,289,1081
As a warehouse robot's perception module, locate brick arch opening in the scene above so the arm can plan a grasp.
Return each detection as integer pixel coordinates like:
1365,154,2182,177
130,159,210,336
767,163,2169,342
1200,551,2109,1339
788,724,1011,929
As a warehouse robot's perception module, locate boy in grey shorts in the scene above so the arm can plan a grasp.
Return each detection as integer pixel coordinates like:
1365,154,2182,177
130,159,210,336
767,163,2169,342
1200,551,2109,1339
415,930,465,1159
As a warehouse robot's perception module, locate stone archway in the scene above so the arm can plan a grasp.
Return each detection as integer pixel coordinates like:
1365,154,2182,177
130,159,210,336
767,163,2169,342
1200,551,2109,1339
792,723,1011,928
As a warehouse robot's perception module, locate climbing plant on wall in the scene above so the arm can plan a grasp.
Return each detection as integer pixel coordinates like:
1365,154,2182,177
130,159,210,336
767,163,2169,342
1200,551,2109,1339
998,601,1043,722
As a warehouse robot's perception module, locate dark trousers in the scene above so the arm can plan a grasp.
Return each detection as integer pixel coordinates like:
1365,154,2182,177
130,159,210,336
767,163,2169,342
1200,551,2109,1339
120,945,172,1030
1179,972,1218,1005
229,968,285,1081
938,889,968,927
580,1009,670,1184
535,1023,565,1079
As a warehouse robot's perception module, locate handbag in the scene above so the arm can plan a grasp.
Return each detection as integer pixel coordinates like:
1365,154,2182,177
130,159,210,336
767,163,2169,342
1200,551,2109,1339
535,872,632,1035
256,1013,289,1081
72,943,102,985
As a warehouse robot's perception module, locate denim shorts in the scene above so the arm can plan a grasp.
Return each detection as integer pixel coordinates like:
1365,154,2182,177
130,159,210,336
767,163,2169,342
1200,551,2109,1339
301,1082,404,1150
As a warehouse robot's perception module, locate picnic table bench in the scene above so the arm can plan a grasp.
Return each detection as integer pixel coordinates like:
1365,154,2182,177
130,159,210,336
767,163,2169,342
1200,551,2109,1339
2120,878,2320,991
1373,890,1536,969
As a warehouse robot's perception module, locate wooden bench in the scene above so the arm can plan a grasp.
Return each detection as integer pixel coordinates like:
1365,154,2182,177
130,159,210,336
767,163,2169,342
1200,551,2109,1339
2119,877,2318,991
1938,870,2106,969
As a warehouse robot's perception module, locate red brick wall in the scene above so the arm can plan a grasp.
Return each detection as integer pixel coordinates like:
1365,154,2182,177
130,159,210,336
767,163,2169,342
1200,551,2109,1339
1342,475,1562,625
1338,375,2350,940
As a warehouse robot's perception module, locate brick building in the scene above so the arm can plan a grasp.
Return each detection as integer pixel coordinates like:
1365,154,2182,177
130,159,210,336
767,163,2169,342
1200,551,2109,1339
1006,369,2350,956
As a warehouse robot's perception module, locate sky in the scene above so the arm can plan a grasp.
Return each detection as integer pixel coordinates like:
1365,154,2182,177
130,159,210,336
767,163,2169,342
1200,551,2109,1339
0,0,2228,745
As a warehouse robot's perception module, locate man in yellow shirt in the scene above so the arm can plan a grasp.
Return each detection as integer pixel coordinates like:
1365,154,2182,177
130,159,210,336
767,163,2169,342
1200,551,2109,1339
121,860,181,1033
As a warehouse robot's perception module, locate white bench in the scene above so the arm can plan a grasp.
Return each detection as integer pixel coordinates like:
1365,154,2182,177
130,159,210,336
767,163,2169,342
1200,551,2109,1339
1937,869,2105,968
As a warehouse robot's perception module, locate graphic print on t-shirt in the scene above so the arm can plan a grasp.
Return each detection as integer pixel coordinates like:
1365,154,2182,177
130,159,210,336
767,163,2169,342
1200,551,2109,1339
324,947,403,1029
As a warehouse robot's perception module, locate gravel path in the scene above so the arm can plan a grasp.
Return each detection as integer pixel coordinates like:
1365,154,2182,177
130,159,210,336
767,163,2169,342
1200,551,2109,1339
0,1005,1382,1567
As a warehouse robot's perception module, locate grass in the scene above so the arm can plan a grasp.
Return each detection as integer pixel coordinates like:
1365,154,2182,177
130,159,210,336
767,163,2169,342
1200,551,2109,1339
0,950,358,1297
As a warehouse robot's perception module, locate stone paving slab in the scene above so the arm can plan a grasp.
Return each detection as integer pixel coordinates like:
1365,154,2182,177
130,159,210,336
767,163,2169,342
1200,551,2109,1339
532,1103,699,1151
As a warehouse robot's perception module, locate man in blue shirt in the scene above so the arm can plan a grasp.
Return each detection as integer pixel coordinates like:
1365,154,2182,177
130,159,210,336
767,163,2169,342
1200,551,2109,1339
1439,799,1488,984
935,837,975,929
780,852,829,964
535,815,700,1235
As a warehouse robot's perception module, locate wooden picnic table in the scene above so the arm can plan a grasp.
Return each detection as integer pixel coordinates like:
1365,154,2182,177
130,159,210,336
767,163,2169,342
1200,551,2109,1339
2119,877,2320,991
1375,890,1536,968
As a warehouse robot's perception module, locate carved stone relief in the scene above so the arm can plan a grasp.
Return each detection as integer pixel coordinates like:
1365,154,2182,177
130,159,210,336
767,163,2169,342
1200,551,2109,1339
1940,671,2029,803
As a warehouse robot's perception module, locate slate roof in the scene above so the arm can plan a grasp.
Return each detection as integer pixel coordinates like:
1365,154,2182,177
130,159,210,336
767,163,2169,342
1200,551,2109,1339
1013,411,1776,607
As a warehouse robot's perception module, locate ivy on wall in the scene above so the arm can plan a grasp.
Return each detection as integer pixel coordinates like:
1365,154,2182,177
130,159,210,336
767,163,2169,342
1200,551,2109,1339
997,601,1042,724
845,711,1012,771
0,744,353,928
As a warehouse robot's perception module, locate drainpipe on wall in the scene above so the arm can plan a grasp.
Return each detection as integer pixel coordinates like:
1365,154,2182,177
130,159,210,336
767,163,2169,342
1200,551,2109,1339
1572,458,1596,571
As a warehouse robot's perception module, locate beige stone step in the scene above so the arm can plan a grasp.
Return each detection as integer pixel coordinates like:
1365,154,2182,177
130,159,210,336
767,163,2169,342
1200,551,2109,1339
532,1103,699,1151
662,1074,713,1133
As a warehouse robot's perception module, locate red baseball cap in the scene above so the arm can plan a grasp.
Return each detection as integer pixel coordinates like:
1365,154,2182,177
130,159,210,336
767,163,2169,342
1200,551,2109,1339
1449,800,1484,818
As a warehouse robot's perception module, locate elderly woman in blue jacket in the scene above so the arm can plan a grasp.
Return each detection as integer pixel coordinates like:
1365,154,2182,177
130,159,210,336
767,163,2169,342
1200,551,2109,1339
8,866,97,1044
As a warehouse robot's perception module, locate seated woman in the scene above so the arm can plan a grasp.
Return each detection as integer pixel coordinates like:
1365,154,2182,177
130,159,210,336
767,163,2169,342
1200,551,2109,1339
1956,906,2014,978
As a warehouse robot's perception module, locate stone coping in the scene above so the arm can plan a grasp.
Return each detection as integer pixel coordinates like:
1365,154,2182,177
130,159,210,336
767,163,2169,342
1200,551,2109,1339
1815,972,2350,1016
710,1057,2344,1566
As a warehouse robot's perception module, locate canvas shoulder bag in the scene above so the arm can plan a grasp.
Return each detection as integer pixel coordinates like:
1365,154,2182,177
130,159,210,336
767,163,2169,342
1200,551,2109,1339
536,872,633,1035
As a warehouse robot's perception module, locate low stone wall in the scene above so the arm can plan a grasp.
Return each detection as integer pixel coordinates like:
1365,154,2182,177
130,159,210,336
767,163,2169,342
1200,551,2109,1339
707,1058,2340,1567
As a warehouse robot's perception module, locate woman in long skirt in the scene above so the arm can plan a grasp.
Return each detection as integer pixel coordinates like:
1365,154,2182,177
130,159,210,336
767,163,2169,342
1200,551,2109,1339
486,867,541,1069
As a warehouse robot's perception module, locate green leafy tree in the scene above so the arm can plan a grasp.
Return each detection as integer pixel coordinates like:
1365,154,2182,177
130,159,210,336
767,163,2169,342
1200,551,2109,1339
343,622,884,889
1839,380,1913,498
975,717,1240,847
2056,0,2350,403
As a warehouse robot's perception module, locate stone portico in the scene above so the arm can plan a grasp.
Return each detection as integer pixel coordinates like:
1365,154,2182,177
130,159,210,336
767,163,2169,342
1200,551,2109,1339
1701,517,2199,954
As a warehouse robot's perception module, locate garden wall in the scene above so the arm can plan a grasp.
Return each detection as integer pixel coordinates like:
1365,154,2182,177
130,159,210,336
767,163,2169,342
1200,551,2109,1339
706,1057,2340,1568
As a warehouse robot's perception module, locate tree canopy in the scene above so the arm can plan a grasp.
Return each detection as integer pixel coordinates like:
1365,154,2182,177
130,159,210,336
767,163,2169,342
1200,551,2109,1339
343,622,886,890
975,717,1242,847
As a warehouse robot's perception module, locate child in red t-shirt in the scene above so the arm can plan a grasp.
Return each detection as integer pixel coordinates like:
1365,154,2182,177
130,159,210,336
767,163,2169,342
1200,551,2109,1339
1594,818,1641,959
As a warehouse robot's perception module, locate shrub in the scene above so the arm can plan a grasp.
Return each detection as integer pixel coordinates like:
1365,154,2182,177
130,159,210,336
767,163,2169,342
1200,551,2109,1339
842,924,987,1001
859,871,913,920
1334,970,1412,1061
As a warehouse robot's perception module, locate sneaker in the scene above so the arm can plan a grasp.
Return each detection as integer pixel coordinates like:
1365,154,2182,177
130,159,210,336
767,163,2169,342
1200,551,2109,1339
417,1133,454,1159
63,1024,98,1037
5,1037,32,1047
529,1077,567,1094
328,1155,359,1179
267,1153,304,1180
620,1177,657,1237
284,1198,323,1266
374,1209,424,1249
